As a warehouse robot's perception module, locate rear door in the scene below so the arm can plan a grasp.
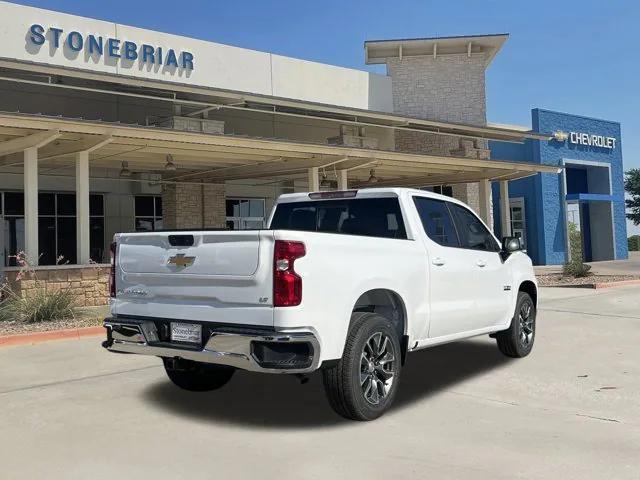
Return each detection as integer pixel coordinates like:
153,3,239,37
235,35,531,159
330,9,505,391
113,230,275,326
413,196,479,338
447,202,511,329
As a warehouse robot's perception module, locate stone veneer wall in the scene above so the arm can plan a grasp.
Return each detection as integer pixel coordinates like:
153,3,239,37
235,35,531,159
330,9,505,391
386,53,492,216
4,265,110,307
162,183,226,229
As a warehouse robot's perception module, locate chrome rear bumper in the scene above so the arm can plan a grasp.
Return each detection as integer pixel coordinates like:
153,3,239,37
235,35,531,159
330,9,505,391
103,318,320,374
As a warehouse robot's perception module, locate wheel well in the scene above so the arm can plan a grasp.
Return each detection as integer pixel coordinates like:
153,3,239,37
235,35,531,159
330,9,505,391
352,289,408,364
519,280,537,306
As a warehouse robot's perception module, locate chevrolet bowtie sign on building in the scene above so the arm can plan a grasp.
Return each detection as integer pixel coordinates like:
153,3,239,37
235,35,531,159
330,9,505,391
553,130,616,149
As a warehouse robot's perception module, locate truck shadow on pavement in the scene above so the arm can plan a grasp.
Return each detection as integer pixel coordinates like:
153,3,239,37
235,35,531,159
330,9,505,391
143,339,513,429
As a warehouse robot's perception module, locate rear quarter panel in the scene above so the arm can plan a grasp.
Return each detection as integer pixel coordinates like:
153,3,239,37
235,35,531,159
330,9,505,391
272,229,428,362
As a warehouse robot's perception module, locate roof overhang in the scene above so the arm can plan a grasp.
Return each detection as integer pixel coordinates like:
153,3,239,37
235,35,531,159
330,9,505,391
365,34,509,67
0,112,561,188
0,59,550,143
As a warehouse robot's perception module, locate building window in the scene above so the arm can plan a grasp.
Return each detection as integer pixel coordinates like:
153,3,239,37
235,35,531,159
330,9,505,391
423,185,453,197
135,196,163,231
226,198,265,230
1,192,105,266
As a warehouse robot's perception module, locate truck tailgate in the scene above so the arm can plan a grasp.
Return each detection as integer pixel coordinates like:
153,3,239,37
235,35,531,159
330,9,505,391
112,230,275,327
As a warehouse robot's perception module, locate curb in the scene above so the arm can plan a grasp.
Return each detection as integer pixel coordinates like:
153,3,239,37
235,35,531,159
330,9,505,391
543,279,640,289
0,325,104,348
592,279,640,289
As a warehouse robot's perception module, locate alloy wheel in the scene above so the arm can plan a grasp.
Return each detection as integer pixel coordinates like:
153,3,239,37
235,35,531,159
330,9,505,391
518,300,534,348
360,332,396,405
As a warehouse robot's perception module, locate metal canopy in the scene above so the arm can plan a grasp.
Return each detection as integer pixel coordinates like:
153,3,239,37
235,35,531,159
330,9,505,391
0,60,550,144
0,112,560,188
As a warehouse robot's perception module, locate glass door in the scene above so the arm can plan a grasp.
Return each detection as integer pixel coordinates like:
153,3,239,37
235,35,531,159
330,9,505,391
509,198,526,248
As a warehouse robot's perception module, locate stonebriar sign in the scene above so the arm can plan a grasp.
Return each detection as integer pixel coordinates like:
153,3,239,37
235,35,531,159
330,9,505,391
28,23,195,70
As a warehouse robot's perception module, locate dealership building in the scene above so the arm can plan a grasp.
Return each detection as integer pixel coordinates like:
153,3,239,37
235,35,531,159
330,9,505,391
0,2,628,303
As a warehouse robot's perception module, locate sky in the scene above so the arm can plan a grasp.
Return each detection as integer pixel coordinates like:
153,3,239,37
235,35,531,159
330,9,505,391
12,0,640,234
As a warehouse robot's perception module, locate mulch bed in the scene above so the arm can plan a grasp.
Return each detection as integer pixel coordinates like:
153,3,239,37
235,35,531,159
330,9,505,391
0,315,102,336
536,274,640,288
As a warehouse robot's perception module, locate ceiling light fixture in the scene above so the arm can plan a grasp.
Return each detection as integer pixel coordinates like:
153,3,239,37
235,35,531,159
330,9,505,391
320,173,333,189
164,154,177,171
119,161,132,178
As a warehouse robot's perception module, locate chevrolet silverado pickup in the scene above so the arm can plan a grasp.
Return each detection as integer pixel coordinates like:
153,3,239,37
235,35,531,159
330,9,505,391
103,188,537,421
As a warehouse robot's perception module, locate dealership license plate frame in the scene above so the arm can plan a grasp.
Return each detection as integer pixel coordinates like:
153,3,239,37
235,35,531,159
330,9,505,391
170,322,202,344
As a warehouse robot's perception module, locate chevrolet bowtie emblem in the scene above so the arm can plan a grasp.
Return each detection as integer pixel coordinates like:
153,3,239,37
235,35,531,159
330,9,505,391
168,253,195,268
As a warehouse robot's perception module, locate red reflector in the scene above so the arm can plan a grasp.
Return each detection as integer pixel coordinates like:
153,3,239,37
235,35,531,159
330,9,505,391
308,190,357,200
109,241,117,298
273,240,305,307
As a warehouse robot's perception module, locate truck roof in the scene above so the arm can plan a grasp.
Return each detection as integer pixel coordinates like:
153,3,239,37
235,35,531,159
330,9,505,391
276,187,461,204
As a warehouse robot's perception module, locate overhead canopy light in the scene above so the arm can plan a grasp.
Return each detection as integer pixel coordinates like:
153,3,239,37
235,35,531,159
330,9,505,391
165,154,177,171
119,161,132,178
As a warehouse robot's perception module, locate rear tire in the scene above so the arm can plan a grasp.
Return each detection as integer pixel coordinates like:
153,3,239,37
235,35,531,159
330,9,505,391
322,312,402,421
496,291,536,358
163,358,235,392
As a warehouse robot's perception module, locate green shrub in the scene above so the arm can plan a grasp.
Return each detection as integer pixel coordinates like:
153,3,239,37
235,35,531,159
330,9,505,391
629,235,640,252
563,221,592,278
562,261,592,278
0,286,77,323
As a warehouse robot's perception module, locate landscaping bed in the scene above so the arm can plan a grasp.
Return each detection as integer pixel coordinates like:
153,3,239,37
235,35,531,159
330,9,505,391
0,314,103,336
537,274,640,288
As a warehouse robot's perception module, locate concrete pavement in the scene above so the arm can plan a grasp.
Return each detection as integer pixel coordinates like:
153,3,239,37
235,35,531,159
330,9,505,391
1,286,639,479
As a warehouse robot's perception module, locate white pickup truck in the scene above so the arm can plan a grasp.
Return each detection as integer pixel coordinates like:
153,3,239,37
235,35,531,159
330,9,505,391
103,188,537,421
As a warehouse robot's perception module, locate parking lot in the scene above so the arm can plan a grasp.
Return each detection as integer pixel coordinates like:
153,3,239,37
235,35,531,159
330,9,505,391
1,286,639,479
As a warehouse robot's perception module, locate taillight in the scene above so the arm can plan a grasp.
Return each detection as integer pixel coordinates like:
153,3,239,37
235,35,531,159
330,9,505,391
273,240,305,307
109,241,117,298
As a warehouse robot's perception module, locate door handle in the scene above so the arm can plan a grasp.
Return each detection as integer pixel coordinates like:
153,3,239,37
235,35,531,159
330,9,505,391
476,259,487,268
432,257,446,266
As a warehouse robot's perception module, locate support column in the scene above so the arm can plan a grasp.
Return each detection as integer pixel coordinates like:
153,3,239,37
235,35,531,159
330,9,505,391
499,180,512,238
23,147,39,265
308,167,319,191
337,170,348,190
478,179,492,229
76,151,90,264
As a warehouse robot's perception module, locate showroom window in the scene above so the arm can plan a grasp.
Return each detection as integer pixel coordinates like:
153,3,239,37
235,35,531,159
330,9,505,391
135,196,163,231
1,192,105,266
226,198,265,230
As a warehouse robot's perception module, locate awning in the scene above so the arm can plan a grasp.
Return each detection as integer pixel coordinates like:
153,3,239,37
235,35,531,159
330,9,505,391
0,112,560,187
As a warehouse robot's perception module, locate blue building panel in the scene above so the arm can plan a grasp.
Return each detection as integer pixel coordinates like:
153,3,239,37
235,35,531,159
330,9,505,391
490,108,627,265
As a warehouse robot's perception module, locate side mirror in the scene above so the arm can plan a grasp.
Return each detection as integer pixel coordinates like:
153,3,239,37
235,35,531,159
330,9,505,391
502,236,522,252
501,236,522,259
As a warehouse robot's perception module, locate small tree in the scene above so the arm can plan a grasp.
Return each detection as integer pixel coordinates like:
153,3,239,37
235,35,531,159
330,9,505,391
625,169,640,225
563,222,591,277
629,235,640,252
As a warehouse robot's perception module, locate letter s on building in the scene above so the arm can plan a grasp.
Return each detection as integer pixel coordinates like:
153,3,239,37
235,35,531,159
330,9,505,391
29,24,46,45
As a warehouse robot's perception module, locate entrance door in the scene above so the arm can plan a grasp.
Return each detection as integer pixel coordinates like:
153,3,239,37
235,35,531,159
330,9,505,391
509,198,526,249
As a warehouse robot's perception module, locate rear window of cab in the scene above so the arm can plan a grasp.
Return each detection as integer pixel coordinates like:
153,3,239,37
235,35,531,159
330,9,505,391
270,197,407,239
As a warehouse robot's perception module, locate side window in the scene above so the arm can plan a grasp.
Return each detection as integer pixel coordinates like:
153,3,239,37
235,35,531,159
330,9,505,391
448,203,499,252
413,197,460,247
